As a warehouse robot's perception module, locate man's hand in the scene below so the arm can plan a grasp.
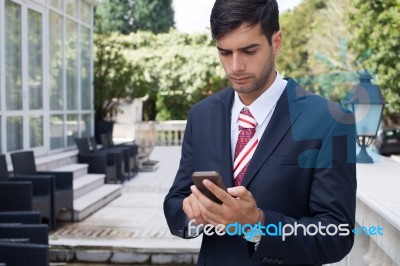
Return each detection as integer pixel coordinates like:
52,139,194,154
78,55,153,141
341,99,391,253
190,179,260,226
183,193,207,225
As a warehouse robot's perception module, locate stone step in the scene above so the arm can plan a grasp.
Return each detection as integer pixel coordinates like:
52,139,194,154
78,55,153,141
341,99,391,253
52,163,89,180
73,174,105,200
58,185,122,222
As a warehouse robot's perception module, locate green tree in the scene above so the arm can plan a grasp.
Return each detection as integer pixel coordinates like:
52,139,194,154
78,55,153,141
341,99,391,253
277,0,371,104
129,0,175,34
94,0,174,34
94,0,126,33
118,30,227,120
93,34,147,121
348,0,400,125
277,0,327,78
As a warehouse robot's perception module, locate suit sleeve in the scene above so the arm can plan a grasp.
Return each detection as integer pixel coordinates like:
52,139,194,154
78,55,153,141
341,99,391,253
251,110,357,264
163,110,197,239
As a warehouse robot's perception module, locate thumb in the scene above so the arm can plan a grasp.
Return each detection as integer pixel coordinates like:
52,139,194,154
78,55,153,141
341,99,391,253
227,186,252,201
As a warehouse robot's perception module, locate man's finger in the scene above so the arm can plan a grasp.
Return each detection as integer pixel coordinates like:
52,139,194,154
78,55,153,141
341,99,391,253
182,197,193,218
202,179,235,205
190,194,207,224
227,186,254,202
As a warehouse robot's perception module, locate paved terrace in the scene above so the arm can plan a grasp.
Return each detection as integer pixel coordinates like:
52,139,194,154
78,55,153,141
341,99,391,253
49,146,400,265
50,146,201,265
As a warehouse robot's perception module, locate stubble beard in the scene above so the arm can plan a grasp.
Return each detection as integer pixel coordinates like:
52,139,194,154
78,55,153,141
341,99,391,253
230,59,275,95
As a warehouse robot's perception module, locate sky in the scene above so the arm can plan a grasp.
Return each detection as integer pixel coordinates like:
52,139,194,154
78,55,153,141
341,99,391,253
173,0,304,33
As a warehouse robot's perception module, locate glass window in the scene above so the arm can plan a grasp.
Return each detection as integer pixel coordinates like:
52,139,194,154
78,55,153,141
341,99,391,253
50,0,63,11
66,0,78,18
66,19,78,111
81,26,91,110
50,114,64,149
67,114,79,146
5,0,22,111
30,115,43,148
80,1,91,25
28,9,43,110
7,116,23,152
49,12,63,110
81,114,92,137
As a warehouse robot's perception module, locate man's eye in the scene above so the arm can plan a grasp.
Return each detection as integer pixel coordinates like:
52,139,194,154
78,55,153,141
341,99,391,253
245,50,257,55
219,51,231,56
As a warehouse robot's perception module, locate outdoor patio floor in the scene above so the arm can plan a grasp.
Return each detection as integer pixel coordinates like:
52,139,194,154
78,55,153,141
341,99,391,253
49,146,400,265
50,146,201,264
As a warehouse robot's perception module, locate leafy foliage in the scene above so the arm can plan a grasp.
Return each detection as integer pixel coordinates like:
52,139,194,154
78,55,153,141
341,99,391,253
94,0,175,34
277,0,358,102
119,30,228,120
93,34,147,121
348,0,400,125
129,0,175,34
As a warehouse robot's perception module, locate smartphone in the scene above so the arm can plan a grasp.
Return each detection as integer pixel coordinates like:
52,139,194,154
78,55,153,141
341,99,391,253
191,171,227,204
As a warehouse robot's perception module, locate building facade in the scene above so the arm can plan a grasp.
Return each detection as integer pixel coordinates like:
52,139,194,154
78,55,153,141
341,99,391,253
0,0,99,157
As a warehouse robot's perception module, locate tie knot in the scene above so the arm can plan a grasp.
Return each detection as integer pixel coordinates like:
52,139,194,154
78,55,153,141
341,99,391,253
238,108,257,129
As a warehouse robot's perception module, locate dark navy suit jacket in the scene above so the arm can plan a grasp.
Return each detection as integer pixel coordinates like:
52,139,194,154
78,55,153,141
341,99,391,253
164,78,357,265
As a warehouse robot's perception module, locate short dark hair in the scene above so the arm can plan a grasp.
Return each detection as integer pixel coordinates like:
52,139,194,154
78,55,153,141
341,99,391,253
210,0,280,45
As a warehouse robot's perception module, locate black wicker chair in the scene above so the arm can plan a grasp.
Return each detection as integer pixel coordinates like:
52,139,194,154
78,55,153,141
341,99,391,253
92,136,131,181
0,211,41,224
0,224,48,245
0,242,49,266
0,155,54,229
75,137,123,183
99,134,138,179
10,151,74,227
0,182,52,229
0,211,49,266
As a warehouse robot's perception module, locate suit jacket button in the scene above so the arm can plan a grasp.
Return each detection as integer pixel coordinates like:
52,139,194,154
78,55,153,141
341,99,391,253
278,259,284,264
262,257,268,263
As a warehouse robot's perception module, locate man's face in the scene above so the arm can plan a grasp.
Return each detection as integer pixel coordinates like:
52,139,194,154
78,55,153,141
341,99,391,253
216,23,281,97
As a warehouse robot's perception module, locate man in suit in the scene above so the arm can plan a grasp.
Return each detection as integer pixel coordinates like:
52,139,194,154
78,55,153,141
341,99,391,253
164,0,357,265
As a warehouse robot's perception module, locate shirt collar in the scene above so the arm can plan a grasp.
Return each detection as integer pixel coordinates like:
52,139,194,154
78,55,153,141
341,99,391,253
231,71,287,129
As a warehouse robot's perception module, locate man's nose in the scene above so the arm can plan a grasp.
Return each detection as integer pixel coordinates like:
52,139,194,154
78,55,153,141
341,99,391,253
232,54,245,73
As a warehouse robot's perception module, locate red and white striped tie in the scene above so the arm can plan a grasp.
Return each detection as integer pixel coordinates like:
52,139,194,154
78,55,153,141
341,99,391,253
233,108,259,186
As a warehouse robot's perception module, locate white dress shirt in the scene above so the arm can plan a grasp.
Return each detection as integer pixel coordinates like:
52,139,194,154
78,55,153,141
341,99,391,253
231,71,287,161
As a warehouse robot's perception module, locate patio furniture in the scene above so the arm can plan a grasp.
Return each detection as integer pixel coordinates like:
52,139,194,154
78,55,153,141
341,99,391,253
100,133,138,178
0,181,52,229
0,211,41,224
75,137,123,183
0,210,49,266
0,224,48,245
94,135,132,181
0,155,54,229
10,151,74,227
0,242,49,266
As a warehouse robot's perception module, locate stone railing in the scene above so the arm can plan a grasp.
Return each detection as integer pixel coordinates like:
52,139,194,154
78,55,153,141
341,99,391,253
136,121,187,147
330,156,400,266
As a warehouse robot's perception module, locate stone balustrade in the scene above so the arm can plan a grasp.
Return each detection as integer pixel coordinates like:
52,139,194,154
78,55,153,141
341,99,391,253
330,155,400,266
136,120,187,147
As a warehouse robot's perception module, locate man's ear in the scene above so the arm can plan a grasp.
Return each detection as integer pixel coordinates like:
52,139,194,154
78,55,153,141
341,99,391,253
272,31,282,55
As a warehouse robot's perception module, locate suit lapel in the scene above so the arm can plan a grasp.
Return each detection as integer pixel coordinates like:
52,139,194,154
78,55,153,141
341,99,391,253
212,88,235,188
241,79,302,187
